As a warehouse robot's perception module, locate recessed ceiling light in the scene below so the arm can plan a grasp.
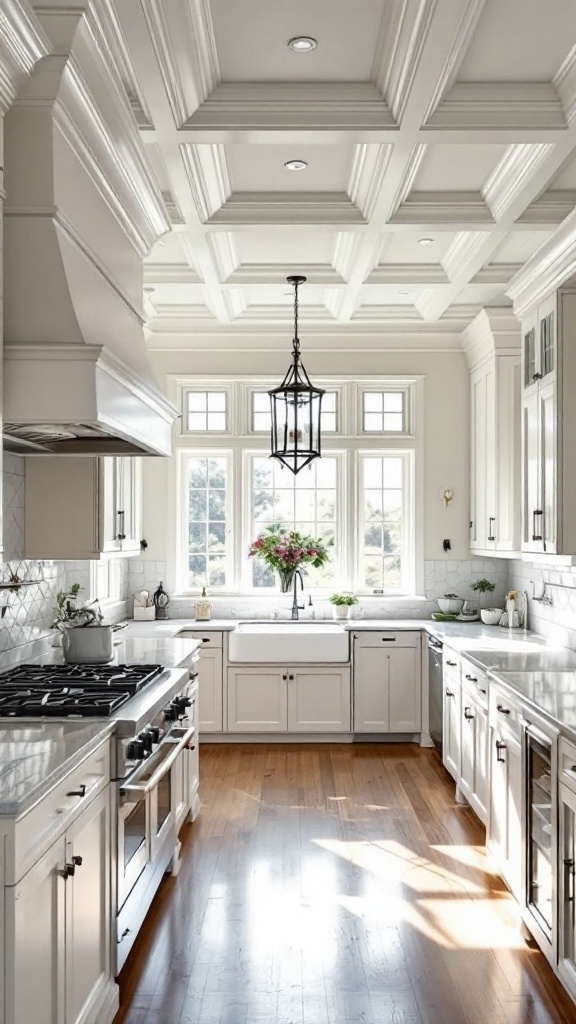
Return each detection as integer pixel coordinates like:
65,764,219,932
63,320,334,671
418,237,434,246
284,159,308,171
288,36,318,52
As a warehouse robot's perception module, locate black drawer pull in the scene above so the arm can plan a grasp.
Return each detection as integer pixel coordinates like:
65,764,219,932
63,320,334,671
465,674,477,682
446,660,457,667
496,741,507,762
488,516,495,541
532,509,543,542
464,708,474,721
480,688,487,695
67,784,87,798
381,637,396,642
201,637,211,643
496,704,510,715
445,689,454,698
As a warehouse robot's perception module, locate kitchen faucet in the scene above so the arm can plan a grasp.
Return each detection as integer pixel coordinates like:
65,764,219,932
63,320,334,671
291,570,305,620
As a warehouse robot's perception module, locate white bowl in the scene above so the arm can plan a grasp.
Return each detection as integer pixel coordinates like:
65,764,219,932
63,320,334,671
438,597,464,614
480,608,503,625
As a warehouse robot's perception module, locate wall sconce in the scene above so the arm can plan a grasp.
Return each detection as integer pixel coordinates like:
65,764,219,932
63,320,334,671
443,488,454,508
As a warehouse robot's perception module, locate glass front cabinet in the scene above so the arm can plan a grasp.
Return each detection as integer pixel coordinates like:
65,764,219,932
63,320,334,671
523,718,558,968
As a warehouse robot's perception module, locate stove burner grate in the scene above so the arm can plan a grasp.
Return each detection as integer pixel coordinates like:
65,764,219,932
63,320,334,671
0,686,133,717
0,663,164,694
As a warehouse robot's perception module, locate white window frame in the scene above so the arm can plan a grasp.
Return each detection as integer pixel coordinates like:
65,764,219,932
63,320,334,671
356,449,415,596
178,382,236,438
168,375,424,598
244,381,346,436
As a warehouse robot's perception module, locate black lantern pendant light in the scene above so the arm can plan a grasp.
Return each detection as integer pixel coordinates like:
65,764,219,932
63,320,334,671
269,275,325,474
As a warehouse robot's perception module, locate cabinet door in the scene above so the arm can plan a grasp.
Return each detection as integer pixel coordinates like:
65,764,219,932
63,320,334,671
100,457,122,554
488,723,523,901
65,788,112,1024
474,704,489,825
460,699,476,803
117,457,142,554
197,647,223,732
353,645,389,732
388,647,420,731
559,783,576,1001
6,837,66,1024
443,681,461,782
227,668,287,732
539,381,557,554
470,365,496,551
523,313,538,390
522,390,541,552
289,668,351,733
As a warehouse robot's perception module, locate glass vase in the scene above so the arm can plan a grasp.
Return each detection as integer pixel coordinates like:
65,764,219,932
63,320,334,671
277,568,297,593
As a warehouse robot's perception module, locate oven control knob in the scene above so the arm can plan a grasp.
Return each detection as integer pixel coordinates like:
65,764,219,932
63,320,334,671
163,704,179,722
139,731,153,754
176,696,192,712
127,739,144,761
148,726,161,744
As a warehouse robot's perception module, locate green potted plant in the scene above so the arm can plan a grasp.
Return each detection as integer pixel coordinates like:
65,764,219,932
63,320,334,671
471,578,499,623
329,593,359,620
52,583,111,663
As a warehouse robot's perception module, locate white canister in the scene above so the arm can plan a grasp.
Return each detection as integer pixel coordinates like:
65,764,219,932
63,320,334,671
194,587,213,621
62,625,113,663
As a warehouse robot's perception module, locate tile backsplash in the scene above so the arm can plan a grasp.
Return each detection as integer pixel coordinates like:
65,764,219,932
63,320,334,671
508,559,576,650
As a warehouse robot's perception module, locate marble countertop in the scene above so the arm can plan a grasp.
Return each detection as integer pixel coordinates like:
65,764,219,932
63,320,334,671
33,634,201,669
0,720,113,817
487,670,576,736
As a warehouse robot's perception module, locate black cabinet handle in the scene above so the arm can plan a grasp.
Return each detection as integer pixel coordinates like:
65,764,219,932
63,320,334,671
488,517,495,541
117,509,126,541
201,638,211,643
480,688,487,695
565,858,575,902
282,674,287,681
381,637,396,642
445,689,454,698
464,707,474,721
496,741,507,762
532,509,543,542
496,704,510,715
446,660,457,667
532,372,542,382
465,674,477,682
67,784,87,798
288,674,294,680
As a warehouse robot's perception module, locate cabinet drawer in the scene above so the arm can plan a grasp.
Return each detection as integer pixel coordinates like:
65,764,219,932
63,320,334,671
181,630,223,650
353,631,420,648
461,658,489,709
9,737,111,885
489,684,522,740
559,737,576,794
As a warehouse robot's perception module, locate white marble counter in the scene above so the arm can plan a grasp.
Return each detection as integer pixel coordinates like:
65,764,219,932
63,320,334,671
30,635,201,669
0,721,113,817
488,670,576,736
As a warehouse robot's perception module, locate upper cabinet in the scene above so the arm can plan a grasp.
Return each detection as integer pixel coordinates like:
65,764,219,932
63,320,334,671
24,456,142,560
463,311,521,558
520,287,576,558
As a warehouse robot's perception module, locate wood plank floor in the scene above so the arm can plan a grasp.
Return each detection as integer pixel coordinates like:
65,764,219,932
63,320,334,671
114,744,576,1024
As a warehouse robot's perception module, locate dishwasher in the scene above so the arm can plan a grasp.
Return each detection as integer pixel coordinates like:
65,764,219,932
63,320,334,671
427,634,443,752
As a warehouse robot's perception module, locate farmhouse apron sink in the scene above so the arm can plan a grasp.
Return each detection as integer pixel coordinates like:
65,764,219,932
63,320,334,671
228,622,349,663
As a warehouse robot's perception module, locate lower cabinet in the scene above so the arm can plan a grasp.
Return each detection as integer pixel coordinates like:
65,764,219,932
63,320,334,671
5,786,114,1024
459,692,489,825
442,653,461,782
227,666,351,733
559,780,576,1001
487,692,523,903
352,632,421,733
179,632,223,733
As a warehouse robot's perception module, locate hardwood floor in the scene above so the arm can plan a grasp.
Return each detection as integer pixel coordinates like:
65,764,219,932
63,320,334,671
114,744,576,1024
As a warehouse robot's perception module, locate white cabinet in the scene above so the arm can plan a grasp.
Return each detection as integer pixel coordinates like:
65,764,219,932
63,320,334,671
352,632,421,733
227,666,351,733
459,662,489,825
559,777,576,1002
4,786,115,1024
487,687,523,902
521,288,576,556
442,648,461,782
180,632,223,733
463,310,521,557
24,455,142,559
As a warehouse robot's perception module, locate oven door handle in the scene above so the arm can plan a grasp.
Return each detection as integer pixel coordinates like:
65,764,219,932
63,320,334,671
120,726,196,799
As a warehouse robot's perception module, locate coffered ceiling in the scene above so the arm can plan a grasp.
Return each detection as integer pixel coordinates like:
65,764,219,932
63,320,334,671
114,0,576,338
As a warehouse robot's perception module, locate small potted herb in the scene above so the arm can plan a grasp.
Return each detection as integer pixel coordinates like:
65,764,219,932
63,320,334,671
329,593,359,620
471,578,501,623
471,578,496,608
52,583,111,663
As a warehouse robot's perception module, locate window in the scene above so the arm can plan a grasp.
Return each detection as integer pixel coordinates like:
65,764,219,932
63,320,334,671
185,455,231,588
90,560,122,605
361,390,406,433
359,453,412,593
185,390,228,432
249,455,339,588
250,389,338,433
173,376,421,595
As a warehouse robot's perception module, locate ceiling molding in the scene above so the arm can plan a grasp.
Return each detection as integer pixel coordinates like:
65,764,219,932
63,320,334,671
366,263,449,284
414,286,453,321
347,144,393,220
144,263,202,284
180,143,231,223
332,233,364,281
149,302,215,319
352,304,423,322
146,325,466,348
161,190,184,225
233,304,336,323
0,0,50,112
85,0,154,130
421,0,487,123
470,263,522,284
208,192,365,226
223,289,247,319
518,190,576,224
206,232,239,280
553,45,576,125
424,82,567,130
183,82,395,131
225,264,344,286
441,230,491,282
375,0,437,123
506,204,576,316
139,0,219,128
482,143,556,220
389,143,427,217
391,190,493,224
324,289,345,319
460,306,521,368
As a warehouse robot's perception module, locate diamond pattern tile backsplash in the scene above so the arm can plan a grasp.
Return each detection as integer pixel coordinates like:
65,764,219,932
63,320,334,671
2,454,128,655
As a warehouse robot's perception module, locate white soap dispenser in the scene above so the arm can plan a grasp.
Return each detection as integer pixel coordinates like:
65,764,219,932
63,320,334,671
194,585,213,621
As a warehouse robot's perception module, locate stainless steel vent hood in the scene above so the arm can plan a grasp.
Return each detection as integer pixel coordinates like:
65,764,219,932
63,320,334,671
3,12,178,457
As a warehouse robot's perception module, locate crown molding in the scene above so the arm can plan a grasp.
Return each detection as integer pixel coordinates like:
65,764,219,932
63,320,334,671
421,0,486,123
0,0,50,112
183,82,395,131
139,0,219,128
374,0,436,122
470,263,522,284
424,82,566,130
347,144,393,220
366,263,449,284
206,232,239,280
208,192,365,226
506,205,576,316
460,307,521,368
518,189,576,224
225,264,344,286
414,286,453,321
332,232,364,281
442,230,491,282
391,190,492,224
146,324,465,349
389,143,427,217
553,45,576,125
233,304,335,324
180,142,231,223
324,289,345,319
222,289,247,320
149,302,214,320
162,190,184,225
144,263,202,284
482,143,555,220
84,0,153,130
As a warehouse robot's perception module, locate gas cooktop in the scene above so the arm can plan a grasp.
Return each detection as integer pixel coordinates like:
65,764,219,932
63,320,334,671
0,664,165,718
